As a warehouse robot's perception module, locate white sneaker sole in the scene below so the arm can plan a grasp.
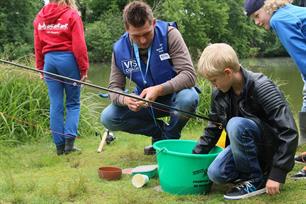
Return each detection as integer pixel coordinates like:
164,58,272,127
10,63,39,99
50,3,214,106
295,160,306,164
224,188,266,200
291,176,306,180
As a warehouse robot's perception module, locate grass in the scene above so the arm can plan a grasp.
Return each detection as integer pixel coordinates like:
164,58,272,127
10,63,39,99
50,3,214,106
0,127,305,204
1,62,305,203
0,68,49,144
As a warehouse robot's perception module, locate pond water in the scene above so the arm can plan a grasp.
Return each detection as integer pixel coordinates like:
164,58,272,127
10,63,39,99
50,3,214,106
88,57,303,117
242,57,302,117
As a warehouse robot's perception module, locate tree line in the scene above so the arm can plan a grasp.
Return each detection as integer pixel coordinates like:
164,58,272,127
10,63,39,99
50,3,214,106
0,0,303,62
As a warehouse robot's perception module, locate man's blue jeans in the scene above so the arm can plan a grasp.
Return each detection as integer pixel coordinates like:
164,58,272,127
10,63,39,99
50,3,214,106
44,52,81,146
100,88,199,142
207,117,263,184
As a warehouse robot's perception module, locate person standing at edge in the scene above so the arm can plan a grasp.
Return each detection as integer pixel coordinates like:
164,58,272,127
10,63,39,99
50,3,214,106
100,1,199,155
244,0,306,179
33,0,89,155
193,43,298,200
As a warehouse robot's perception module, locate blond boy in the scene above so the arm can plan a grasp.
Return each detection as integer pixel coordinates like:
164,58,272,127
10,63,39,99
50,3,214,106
193,43,298,199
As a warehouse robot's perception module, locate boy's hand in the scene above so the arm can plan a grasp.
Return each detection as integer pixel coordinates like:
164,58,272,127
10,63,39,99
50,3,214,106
265,179,281,195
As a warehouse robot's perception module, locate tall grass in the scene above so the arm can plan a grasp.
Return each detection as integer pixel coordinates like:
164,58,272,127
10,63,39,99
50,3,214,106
0,65,104,145
0,68,49,145
78,91,105,138
196,79,212,117
186,78,212,128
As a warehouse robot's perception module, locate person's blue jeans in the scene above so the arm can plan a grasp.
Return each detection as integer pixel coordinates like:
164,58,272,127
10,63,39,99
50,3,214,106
44,52,81,147
101,87,199,142
207,117,263,184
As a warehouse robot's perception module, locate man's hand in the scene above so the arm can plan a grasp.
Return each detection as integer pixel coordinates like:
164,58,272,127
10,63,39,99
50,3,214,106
265,179,281,195
139,85,163,102
123,94,144,112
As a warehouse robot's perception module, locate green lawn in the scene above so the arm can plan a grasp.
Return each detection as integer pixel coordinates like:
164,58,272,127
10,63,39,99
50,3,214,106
0,127,305,204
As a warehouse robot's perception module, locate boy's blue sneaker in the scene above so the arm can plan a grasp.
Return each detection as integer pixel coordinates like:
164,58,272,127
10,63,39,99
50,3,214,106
224,179,266,200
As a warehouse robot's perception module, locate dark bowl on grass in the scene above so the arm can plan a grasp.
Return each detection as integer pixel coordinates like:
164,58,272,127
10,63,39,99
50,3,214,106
98,166,122,181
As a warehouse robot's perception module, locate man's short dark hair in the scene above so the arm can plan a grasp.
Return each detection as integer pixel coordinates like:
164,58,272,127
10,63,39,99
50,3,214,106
123,1,153,28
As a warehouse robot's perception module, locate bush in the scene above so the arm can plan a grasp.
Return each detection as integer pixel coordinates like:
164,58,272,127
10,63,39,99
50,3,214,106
0,43,33,61
0,1,42,53
85,9,124,63
86,21,113,62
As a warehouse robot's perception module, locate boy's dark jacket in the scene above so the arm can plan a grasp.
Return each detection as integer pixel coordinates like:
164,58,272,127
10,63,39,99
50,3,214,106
193,67,298,183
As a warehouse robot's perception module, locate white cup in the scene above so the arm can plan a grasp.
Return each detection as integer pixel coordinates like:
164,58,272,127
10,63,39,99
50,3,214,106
131,174,149,188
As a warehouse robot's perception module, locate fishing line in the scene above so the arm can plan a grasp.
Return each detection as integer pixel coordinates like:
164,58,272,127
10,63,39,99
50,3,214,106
0,59,223,128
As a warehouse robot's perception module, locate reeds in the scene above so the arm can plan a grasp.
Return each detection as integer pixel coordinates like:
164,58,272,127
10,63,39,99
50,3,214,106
185,78,211,127
0,68,49,144
0,66,104,145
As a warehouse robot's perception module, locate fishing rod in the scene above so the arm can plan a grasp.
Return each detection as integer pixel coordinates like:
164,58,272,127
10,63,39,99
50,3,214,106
0,59,222,128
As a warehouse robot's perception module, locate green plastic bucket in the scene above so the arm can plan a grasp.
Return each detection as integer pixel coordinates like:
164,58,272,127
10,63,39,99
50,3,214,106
153,140,223,195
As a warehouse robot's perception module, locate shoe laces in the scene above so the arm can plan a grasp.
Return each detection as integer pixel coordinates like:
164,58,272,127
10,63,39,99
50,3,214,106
235,181,257,193
299,168,306,173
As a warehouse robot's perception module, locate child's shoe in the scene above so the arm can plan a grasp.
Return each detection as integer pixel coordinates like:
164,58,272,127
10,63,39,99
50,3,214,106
291,167,306,180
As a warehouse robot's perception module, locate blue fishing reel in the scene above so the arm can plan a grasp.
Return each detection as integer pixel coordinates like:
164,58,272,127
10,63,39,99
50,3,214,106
99,88,129,98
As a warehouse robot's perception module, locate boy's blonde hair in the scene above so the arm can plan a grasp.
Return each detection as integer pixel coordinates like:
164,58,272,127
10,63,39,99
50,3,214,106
197,43,240,78
50,0,78,10
263,0,292,15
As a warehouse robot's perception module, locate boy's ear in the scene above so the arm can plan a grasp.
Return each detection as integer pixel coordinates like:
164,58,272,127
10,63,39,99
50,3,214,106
224,67,232,75
152,18,156,27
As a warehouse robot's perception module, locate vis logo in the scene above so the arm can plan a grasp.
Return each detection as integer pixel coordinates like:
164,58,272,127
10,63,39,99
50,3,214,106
121,59,140,74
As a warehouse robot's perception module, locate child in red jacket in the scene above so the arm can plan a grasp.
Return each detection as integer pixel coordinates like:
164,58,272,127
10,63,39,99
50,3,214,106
33,0,89,155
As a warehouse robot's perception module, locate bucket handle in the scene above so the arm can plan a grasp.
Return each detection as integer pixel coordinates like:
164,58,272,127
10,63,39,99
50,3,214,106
156,147,168,155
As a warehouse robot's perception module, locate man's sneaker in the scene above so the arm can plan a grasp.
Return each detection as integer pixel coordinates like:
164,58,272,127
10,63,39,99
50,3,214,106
144,145,156,155
295,152,306,164
224,179,266,200
291,167,306,180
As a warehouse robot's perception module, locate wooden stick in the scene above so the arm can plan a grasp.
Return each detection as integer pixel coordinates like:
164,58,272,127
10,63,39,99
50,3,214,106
97,131,108,153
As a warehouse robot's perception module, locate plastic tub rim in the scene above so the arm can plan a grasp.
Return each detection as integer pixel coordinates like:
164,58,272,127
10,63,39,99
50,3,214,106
153,139,222,159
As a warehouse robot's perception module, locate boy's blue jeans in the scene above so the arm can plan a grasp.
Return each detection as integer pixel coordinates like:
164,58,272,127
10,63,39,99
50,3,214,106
44,52,81,146
100,88,199,142
208,117,263,184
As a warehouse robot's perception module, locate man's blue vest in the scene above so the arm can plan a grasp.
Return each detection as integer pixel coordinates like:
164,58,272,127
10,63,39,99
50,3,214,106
113,20,177,94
